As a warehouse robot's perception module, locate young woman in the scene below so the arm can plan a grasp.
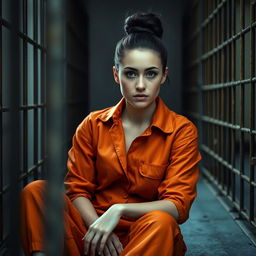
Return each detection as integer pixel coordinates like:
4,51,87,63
21,12,201,256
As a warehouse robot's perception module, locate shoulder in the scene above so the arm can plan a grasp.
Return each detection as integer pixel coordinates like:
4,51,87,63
164,106,199,138
77,105,115,130
157,97,197,136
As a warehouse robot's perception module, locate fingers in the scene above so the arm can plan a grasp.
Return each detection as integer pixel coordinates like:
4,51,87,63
84,229,111,256
101,234,123,256
83,231,96,255
84,229,102,256
103,245,111,256
90,233,102,256
84,230,123,256
106,239,118,256
97,233,109,255
111,235,123,254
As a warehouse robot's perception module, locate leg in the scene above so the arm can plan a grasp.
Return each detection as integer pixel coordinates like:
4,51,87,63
120,210,187,256
20,180,86,256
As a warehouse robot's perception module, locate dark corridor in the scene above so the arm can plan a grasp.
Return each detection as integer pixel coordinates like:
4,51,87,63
1,0,256,255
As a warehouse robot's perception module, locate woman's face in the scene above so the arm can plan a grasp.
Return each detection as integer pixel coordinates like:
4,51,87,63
113,48,168,110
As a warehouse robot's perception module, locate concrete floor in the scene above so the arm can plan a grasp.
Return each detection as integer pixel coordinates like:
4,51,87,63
180,176,256,256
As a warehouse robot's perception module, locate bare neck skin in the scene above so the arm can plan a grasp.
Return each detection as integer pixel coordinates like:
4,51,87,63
122,99,156,127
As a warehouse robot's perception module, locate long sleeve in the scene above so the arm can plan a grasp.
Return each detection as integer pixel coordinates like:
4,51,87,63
157,121,202,224
64,113,97,201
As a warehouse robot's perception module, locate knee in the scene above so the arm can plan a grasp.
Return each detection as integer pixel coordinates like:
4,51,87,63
22,180,46,198
144,210,178,230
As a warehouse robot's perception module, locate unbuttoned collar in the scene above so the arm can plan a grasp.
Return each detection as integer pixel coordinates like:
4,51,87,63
97,96,174,134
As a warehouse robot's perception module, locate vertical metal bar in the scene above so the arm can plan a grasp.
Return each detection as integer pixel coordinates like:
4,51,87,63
44,0,66,255
227,0,232,197
8,0,21,254
23,0,28,185
240,0,245,212
0,0,3,245
249,0,255,223
33,0,38,180
41,0,46,179
220,5,225,189
231,0,236,203
198,0,204,163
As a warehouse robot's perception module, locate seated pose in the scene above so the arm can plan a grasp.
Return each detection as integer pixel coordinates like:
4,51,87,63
20,12,202,256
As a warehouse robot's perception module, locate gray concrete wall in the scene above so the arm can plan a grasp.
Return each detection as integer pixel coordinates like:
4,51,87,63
84,0,186,114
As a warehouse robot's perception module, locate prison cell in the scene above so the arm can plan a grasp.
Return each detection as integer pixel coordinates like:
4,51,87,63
183,0,256,239
1,0,256,255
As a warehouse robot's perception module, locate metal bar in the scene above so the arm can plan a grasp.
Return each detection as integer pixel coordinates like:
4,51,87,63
41,0,46,179
200,144,256,186
44,0,66,255
0,17,46,51
202,78,255,90
249,0,256,224
239,0,245,213
7,0,21,254
200,114,256,134
23,0,28,186
33,0,38,180
0,0,3,245
188,22,256,69
184,0,256,236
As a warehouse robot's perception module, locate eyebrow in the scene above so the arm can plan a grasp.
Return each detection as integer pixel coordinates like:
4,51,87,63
123,66,160,71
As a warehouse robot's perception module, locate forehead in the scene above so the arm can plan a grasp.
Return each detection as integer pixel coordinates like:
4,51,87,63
120,49,162,69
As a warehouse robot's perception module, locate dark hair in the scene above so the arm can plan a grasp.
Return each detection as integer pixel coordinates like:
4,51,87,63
114,12,168,73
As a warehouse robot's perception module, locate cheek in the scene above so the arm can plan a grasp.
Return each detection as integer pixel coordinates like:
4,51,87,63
119,82,131,96
151,81,161,93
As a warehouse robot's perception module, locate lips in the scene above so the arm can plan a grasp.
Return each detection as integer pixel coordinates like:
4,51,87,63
133,94,148,101
134,94,148,97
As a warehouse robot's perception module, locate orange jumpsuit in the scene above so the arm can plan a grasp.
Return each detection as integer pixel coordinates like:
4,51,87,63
20,96,202,255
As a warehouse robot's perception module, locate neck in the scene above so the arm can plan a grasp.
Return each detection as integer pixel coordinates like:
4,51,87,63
122,99,157,126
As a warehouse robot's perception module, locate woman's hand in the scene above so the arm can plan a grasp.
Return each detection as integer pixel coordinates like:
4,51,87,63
102,233,123,256
83,204,123,256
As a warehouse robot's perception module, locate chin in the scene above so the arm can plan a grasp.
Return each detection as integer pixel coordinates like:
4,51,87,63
131,100,154,109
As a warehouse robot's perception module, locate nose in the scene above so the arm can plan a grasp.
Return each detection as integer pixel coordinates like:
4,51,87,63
135,75,146,91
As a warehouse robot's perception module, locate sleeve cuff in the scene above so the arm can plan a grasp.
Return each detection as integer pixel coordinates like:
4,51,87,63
162,198,187,224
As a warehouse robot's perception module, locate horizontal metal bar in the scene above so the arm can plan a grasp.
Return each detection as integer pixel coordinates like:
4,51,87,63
20,104,46,110
1,104,46,112
19,159,45,180
202,24,255,59
188,21,256,69
0,159,45,196
202,0,228,28
0,107,9,112
201,115,256,134
200,144,256,186
202,78,255,90
0,18,46,52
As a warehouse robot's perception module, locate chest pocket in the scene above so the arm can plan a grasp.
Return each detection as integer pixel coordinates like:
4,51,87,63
139,163,167,179
134,163,168,200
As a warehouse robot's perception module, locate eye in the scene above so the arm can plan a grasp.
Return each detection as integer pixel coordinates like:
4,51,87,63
125,71,137,78
146,71,158,78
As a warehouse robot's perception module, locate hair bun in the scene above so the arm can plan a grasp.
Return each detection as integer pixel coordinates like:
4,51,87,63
124,12,163,39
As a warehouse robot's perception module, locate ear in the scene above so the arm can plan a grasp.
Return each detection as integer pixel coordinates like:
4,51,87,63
160,66,169,84
112,66,120,84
